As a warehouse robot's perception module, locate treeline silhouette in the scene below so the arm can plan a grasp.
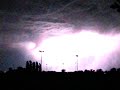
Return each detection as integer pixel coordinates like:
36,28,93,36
0,60,120,89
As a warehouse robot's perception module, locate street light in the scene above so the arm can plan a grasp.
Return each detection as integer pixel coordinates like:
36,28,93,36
76,55,78,71
62,62,64,70
46,64,47,71
39,50,44,71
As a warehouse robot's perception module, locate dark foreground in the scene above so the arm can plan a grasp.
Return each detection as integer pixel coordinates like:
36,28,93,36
0,61,120,90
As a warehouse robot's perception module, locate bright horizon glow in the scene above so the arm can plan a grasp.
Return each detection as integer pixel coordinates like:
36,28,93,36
31,30,120,72
27,42,36,50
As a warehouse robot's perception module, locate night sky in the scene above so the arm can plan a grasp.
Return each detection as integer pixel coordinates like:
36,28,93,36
0,0,120,72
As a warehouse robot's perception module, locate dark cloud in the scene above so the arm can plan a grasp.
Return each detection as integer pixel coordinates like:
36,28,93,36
0,48,27,71
0,0,120,71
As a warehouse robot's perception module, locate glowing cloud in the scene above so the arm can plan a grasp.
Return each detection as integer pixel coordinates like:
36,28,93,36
32,30,120,72
11,41,36,51
26,42,36,50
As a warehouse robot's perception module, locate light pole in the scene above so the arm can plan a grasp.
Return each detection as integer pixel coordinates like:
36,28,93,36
46,64,47,71
76,55,78,71
62,62,64,70
39,50,44,71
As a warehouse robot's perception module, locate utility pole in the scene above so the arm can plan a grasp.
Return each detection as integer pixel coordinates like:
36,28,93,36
39,50,44,71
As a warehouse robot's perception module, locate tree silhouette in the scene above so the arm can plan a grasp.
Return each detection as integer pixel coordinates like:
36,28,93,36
25,60,42,72
35,62,39,72
1,60,120,89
